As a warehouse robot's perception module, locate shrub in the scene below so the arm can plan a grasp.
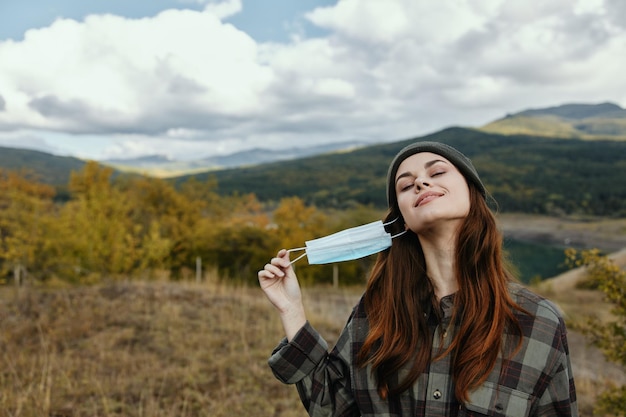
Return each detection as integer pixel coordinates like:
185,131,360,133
566,248,626,416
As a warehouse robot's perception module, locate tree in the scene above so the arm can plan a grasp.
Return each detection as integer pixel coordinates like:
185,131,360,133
193,192,276,283
55,162,150,281
272,196,328,252
120,176,198,277
0,170,56,284
566,249,626,416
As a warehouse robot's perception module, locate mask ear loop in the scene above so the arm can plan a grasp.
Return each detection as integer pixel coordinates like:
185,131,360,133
383,217,398,227
286,247,308,265
391,230,407,239
384,217,407,239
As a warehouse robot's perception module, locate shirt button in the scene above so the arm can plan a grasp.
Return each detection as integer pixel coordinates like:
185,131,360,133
433,389,442,400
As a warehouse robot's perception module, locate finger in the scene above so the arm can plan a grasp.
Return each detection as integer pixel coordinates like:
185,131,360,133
277,249,295,263
258,269,274,280
264,262,286,278
270,255,291,270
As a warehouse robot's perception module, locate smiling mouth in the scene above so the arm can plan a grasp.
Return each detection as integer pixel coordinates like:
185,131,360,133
415,192,442,207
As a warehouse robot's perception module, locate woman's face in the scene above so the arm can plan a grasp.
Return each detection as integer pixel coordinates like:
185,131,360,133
394,152,471,234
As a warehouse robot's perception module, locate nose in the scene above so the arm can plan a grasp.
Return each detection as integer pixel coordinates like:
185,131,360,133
414,177,430,191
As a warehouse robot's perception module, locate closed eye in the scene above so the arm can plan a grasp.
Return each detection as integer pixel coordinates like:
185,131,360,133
397,179,414,192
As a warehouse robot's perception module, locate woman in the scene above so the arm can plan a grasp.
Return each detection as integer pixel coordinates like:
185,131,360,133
258,142,578,417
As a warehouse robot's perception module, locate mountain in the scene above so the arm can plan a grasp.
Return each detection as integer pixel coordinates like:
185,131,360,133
480,102,626,139
105,155,173,166
101,141,369,178
0,146,87,185
515,102,625,119
179,127,626,216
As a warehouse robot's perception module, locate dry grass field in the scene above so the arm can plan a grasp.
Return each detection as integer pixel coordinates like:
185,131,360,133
0,278,362,417
1,276,624,417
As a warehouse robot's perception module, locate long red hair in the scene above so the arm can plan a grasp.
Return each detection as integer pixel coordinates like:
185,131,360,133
357,184,526,402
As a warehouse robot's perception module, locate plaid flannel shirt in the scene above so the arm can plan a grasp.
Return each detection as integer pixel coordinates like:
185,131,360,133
268,283,578,417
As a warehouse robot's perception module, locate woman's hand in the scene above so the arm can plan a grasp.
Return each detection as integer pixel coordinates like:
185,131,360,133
258,249,307,340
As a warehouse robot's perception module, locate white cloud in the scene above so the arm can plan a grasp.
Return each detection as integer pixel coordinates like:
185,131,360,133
0,0,625,160
0,8,272,134
203,0,242,19
307,0,497,45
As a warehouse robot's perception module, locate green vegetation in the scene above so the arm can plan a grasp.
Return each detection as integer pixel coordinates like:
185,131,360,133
566,249,626,417
193,129,626,216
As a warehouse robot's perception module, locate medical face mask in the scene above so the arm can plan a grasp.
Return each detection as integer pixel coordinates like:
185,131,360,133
287,219,406,265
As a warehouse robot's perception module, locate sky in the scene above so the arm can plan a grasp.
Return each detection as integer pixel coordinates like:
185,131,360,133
0,0,625,161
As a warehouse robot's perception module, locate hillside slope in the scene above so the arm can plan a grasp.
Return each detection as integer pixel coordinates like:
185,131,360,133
0,146,87,185
480,102,626,140
186,128,626,215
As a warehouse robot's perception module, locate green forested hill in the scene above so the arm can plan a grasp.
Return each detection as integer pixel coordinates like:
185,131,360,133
0,146,87,185
184,128,626,216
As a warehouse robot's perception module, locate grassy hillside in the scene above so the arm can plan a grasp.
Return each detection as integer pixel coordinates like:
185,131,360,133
0,280,350,417
181,128,626,216
1,279,622,417
480,102,626,140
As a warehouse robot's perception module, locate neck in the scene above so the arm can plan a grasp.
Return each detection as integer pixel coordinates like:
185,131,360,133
418,227,459,300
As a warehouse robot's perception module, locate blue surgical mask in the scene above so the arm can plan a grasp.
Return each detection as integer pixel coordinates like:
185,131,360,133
287,219,406,265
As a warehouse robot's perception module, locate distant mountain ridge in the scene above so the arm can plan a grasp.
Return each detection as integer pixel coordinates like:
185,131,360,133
480,102,626,139
105,155,173,165
516,102,625,119
102,141,369,177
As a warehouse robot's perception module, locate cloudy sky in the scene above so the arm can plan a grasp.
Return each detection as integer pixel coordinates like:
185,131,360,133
0,0,624,161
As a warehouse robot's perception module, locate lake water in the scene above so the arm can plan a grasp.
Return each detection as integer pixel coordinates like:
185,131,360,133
503,238,569,283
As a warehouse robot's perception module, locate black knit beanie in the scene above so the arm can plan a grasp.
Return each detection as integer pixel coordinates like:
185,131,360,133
386,141,486,207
